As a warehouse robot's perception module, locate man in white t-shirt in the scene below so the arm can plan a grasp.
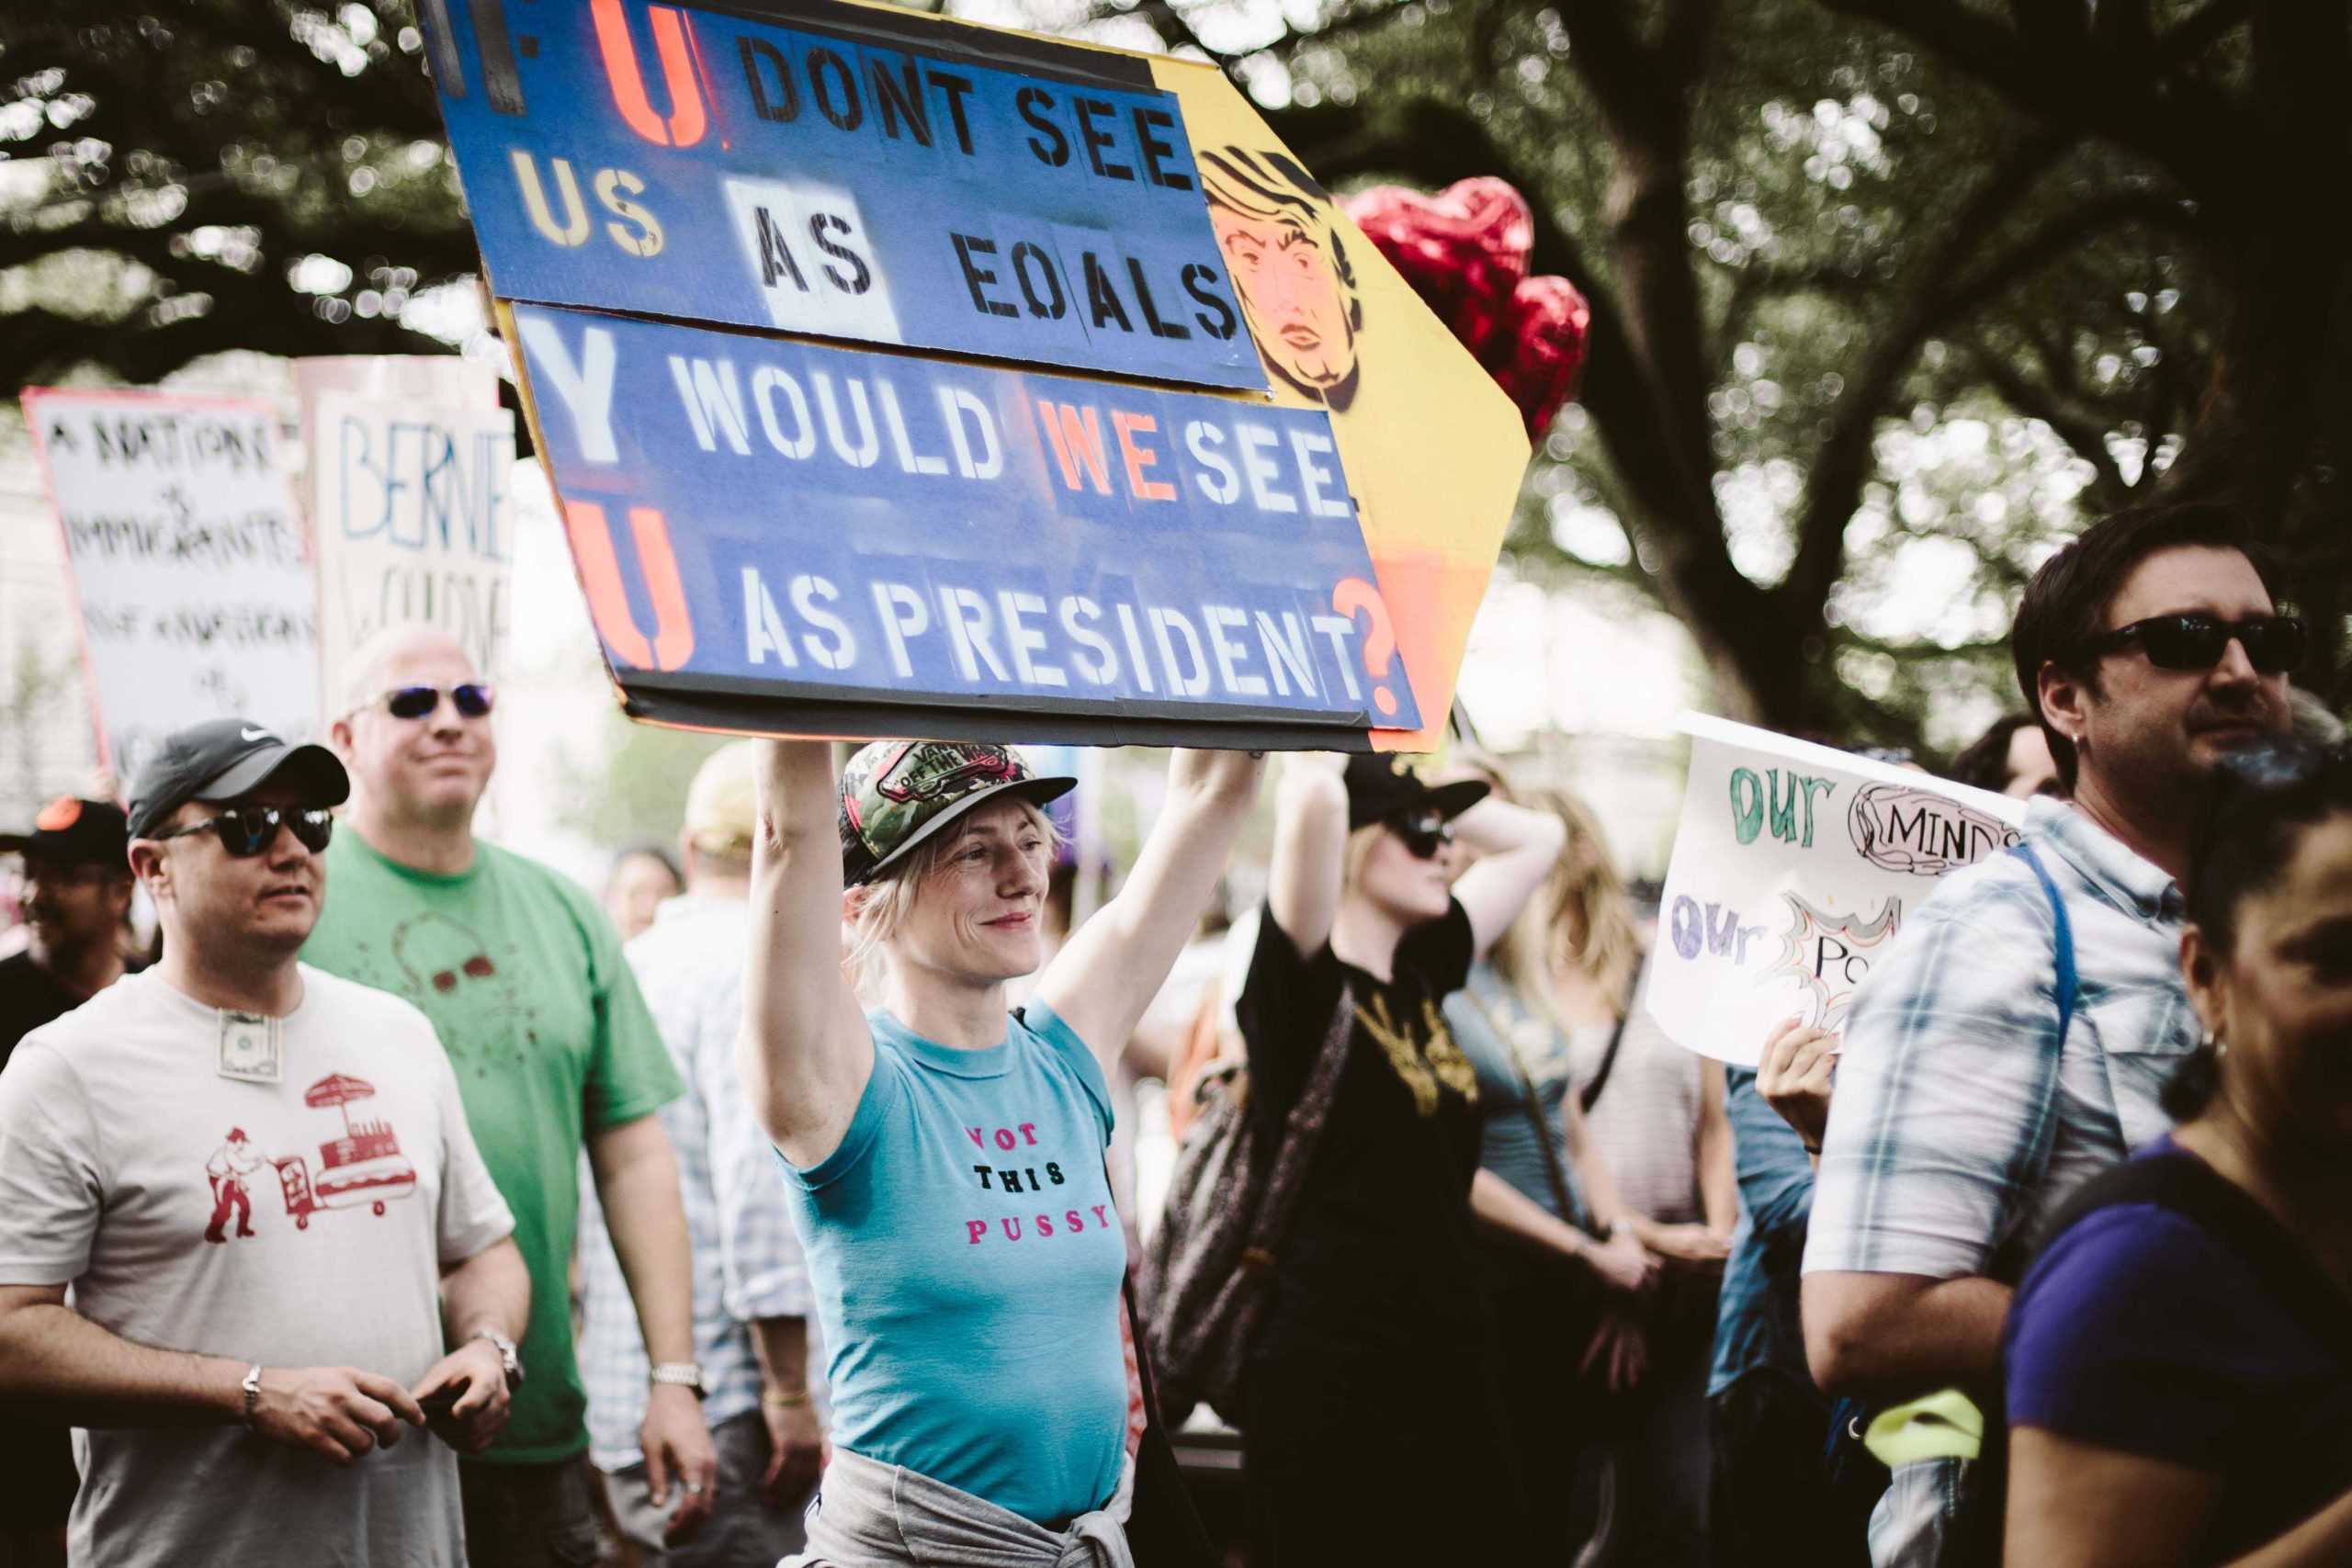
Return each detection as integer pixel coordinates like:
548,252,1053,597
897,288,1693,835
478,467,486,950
0,718,530,1568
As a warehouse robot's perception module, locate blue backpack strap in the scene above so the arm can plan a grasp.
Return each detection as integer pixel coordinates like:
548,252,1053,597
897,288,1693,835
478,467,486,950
2008,841,2076,1042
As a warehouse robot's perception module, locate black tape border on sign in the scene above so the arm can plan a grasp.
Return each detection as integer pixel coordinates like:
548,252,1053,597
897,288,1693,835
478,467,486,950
688,0,1161,92
618,670,1381,751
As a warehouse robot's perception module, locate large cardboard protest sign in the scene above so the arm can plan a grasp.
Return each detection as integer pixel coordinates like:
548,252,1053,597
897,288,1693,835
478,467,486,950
305,388,518,712
22,389,321,784
424,0,1527,748
1645,715,2028,1067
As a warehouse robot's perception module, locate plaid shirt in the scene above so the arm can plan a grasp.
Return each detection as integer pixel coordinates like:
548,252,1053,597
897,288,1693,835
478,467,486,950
579,895,817,1470
1804,797,2199,1283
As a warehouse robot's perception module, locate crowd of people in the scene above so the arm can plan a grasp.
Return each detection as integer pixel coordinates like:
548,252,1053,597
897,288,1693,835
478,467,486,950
0,497,2346,1568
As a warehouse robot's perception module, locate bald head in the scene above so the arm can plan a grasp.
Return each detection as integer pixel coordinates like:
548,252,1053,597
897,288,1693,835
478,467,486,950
332,625,498,842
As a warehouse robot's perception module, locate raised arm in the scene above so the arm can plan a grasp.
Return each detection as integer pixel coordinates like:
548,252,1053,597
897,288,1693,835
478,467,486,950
1265,754,1349,957
1035,749,1263,1055
1451,794,1566,959
739,739,875,1169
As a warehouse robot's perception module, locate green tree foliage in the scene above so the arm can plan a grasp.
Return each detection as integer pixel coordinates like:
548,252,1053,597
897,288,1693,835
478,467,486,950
0,3,470,388
5,1,2344,748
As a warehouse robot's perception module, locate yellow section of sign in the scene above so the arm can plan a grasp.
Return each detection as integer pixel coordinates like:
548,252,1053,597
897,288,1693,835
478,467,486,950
1151,61,1529,750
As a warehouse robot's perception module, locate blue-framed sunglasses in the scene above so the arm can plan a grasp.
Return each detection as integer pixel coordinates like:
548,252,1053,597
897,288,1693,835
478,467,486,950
366,682,496,721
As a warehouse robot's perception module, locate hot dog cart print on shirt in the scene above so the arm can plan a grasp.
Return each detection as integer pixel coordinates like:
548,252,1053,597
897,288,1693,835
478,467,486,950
202,1072,418,1242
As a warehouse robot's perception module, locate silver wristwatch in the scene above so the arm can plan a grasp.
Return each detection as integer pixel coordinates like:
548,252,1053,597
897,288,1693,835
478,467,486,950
470,1327,524,1387
650,1361,708,1397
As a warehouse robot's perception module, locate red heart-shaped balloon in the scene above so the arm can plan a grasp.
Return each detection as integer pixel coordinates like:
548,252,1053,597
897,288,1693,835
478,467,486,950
1343,176,1590,437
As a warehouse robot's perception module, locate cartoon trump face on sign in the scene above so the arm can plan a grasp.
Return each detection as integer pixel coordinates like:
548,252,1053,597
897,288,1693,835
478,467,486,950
1200,146,1365,412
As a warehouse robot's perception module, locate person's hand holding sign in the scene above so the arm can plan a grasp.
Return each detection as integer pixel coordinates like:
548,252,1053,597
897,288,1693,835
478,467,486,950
1758,1016,1838,1157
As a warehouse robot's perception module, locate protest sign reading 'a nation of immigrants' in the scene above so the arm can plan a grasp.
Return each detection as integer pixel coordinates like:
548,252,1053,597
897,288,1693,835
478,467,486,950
425,0,1530,748
1644,715,2028,1067
306,388,517,713
22,389,321,785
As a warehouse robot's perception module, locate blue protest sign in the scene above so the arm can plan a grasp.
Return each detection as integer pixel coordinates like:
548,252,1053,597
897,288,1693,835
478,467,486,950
422,0,1260,391
512,302,1419,741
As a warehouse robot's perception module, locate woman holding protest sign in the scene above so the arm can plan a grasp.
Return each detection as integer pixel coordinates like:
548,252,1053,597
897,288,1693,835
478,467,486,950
740,738,1258,1566
2001,735,2352,1567
1234,750,1568,1562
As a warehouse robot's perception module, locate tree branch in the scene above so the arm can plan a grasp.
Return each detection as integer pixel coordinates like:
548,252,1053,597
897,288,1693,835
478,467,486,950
1257,0,1418,56
1087,0,1235,67
1931,188,2201,329
1655,0,1722,91
2158,0,2253,66
1781,130,2073,625
1808,0,2256,206
1964,336,2134,505
1555,0,1684,154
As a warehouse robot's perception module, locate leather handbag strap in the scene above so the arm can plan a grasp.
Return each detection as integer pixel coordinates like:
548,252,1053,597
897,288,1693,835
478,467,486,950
1578,1004,1632,1114
1464,983,1583,1229
1241,981,1355,1257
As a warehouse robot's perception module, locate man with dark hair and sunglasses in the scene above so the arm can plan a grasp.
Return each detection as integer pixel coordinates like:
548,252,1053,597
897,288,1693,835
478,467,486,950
1,796,141,1066
1801,502,2297,1566
300,626,715,1567
0,717,529,1568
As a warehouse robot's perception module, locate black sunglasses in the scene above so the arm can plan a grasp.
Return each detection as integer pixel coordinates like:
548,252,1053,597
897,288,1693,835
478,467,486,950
152,807,334,858
371,682,495,721
1387,808,1456,861
2079,614,2307,676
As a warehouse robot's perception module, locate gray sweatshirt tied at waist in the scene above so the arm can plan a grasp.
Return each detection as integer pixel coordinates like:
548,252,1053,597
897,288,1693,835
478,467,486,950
785,1448,1136,1568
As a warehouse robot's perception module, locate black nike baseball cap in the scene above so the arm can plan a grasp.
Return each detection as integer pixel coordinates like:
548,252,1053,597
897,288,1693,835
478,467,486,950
127,719,350,840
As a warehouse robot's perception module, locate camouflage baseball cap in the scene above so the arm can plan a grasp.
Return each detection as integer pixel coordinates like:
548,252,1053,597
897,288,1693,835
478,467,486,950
838,741,1076,886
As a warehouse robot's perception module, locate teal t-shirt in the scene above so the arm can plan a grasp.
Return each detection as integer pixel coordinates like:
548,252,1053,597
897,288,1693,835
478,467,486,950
784,1001,1127,1525
301,832,684,1463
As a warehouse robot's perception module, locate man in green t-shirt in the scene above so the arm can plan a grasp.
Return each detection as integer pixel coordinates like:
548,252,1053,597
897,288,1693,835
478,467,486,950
304,627,717,1564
